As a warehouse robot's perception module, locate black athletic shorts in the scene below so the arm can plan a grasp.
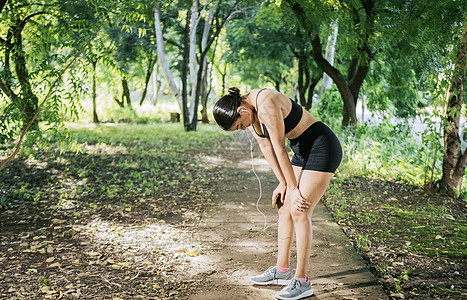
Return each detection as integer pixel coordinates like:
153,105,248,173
290,122,342,173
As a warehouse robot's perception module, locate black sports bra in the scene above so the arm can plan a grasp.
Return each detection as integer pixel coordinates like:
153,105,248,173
253,89,303,138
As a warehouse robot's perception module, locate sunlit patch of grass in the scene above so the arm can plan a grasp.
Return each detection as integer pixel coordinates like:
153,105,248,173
66,122,231,149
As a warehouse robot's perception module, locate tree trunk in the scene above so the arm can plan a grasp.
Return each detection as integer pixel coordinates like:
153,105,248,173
201,69,209,123
288,1,372,128
188,0,199,123
200,6,214,124
188,0,241,131
122,77,132,109
306,78,315,110
438,21,467,196
13,27,38,129
152,62,160,106
154,4,183,111
139,57,155,106
274,80,281,92
182,9,191,130
321,18,338,95
220,64,227,93
91,60,99,123
297,55,308,107
306,73,321,110
310,35,357,127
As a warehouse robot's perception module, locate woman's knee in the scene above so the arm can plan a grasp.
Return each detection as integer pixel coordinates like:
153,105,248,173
278,205,292,219
290,207,312,222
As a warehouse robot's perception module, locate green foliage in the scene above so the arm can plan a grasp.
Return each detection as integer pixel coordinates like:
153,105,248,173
0,0,158,154
365,58,430,118
355,234,371,251
312,87,343,128
0,0,106,151
335,118,431,186
224,2,310,89
420,108,445,186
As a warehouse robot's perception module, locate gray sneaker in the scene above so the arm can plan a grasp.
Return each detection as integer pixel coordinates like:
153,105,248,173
250,266,293,285
275,277,314,300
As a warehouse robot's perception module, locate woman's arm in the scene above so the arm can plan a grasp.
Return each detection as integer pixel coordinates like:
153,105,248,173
249,127,287,206
257,93,298,190
249,127,285,184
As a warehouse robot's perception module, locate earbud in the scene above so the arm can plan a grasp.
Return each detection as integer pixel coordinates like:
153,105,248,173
241,109,248,112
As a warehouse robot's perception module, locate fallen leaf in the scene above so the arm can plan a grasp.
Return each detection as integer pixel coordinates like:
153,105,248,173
45,257,55,263
389,292,405,299
48,262,61,268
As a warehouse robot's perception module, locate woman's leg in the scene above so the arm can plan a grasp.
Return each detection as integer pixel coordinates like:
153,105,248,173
275,166,303,269
291,170,333,278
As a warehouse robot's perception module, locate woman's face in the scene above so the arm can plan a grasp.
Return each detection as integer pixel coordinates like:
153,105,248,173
228,110,252,131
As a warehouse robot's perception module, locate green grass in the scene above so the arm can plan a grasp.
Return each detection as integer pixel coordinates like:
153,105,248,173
67,122,228,148
1,123,233,217
327,182,467,258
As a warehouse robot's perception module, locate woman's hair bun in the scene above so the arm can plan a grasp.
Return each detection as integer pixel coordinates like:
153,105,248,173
228,87,240,97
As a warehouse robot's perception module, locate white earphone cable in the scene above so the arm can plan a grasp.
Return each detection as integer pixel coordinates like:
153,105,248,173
249,133,278,231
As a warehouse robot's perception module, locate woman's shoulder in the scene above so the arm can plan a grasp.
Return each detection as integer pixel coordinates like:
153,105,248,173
255,89,288,104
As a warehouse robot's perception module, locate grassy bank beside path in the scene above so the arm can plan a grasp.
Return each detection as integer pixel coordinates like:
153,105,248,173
324,177,466,299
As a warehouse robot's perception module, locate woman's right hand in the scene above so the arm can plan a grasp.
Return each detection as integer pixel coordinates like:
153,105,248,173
272,182,287,208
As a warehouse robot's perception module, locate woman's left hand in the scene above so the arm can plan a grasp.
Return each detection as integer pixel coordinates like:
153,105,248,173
288,188,310,212
272,182,287,208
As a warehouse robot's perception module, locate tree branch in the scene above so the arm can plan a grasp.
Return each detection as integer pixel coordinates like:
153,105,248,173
13,12,47,38
164,38,183,50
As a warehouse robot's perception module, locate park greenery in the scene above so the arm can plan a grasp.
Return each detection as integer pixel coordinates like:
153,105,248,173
1,0,465,195
0,0,466,298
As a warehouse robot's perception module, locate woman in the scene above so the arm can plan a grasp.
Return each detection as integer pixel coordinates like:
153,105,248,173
212,87,342,300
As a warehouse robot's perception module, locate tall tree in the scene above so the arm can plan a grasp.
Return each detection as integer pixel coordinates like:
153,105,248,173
225,2,321,106
188,0,242,131
0,0,104,142
153,2,183,110
0,0,115,170
154,0,242,131
284,0,377,127
439,20,467,196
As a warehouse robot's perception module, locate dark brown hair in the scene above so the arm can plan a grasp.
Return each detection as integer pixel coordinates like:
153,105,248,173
212,87,243,130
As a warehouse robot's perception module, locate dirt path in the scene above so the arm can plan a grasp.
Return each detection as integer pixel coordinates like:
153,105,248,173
189,132,388,300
